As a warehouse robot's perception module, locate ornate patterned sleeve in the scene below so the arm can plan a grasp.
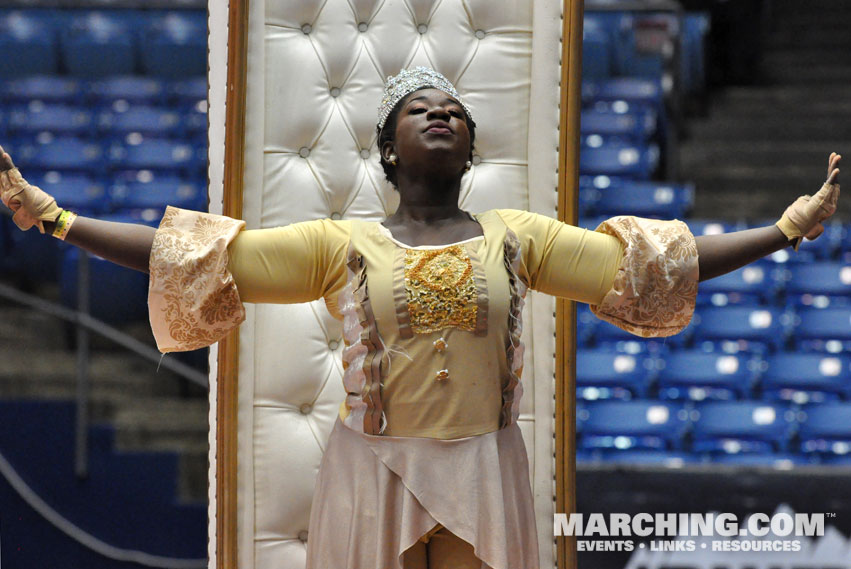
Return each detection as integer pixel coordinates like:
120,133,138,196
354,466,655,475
148,206,350,353
494,209,699,338
588,216,698,337
148,206,247,353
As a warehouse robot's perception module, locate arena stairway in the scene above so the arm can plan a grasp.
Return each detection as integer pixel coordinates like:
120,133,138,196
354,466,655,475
0,300,208,565
680,0,851,221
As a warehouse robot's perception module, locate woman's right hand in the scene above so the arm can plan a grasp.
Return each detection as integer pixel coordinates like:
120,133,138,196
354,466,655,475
0,145,64,233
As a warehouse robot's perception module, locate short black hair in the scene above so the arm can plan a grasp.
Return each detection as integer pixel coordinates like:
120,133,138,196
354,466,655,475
376,89,477,189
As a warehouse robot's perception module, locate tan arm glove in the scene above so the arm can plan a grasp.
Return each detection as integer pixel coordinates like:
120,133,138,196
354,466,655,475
776,152,841,251
0,150,64,234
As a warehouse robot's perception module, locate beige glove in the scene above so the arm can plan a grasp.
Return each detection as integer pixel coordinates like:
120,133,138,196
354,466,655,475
776,152,841,250
0,148,63,234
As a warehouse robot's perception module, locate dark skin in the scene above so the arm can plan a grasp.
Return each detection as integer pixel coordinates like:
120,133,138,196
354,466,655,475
0,93,842,281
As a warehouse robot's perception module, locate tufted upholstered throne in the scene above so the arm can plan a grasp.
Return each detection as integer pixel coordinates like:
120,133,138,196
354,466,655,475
206,0,584,567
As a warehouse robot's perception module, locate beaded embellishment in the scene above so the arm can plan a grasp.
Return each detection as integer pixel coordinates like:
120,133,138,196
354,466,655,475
377,67,474,130
404,245,478,334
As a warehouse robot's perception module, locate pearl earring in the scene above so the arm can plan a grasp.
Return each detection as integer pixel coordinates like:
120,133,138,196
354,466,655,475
388,153,398,165
464,160,472,171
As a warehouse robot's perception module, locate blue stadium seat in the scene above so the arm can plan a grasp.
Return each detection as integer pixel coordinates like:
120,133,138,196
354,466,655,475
109,174,205,212
691,401,795,455
581,104,657,143
182,102,207,140
784,262,851,308
680,13,709,95
584,11,635,76
89,75,166,104
685,219,738,238
793,307,851,353
582,21,613,80
141,12,206,78
60,246,149,324
579,140,659,179
711,453,811,468
98,105,183,138
576,302,598,347
597,449,696,467
0,11,59,78
576,350,653,400
15,137,104,173
8,103,94,138
657,351,754,401
697,263,777,307
624,13,678,79
168,76,206,106
799,403,851,457
28,171,108,215
578,400,688,451
692,306,788,354
0,75,84,105
59,211,158,323
583,179,693,218
109,138,199,175
61,11,136,77
762,353,851,404
592,78,664,110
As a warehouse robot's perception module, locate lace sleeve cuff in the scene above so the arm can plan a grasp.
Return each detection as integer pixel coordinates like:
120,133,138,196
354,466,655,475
589,216,698,337
148,206,247,353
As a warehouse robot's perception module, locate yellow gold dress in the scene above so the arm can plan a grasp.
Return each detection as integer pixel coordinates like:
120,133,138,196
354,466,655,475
147,207,699,569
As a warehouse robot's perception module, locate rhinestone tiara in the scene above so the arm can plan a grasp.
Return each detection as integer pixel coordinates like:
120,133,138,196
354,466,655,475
376,66,474,131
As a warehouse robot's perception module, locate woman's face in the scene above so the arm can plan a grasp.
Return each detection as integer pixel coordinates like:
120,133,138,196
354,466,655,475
384,88,472,175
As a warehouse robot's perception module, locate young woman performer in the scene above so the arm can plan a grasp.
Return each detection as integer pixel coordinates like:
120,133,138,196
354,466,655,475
0,67,840,569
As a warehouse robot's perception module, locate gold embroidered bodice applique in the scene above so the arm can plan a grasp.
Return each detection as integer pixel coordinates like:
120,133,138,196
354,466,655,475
404,245,479,334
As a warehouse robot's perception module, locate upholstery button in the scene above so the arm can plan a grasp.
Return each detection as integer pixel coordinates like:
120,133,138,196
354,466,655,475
358,22,368,32
299,147,310,158
328,340,339,350
330,212,342,220
330,87,341,97
300,403,312,415
435,369,450,382
417,23,428,34
433,337,448,353
472,155,482,165
360,149,370,159
301,24,312,34
475,29,486,39
298,530,309,542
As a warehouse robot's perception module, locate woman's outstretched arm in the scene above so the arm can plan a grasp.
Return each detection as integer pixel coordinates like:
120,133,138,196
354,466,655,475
0,145,155,273
696,152,841,282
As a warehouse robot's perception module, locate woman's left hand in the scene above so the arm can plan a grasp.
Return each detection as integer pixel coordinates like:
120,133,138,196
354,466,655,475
776,152,841,244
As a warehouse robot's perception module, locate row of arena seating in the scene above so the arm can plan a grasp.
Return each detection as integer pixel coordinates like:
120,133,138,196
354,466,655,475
581,304,851,355
0,9,205,78
0,137,206,177
578,350,851,404
583,10,709,95
577,5,851,468
576,400,851,466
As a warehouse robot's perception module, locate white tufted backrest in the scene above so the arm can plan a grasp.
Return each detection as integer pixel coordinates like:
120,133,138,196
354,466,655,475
225,0,567,567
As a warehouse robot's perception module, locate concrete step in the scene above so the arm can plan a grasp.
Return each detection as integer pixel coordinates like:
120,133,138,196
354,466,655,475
720,85,851,105
686,169,851,221
113,398,208,454
762,62,851,85
687,115,851,141
680,141,842,171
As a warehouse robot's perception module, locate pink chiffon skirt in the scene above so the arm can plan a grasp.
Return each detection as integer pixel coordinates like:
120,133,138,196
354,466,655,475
305,417,540,569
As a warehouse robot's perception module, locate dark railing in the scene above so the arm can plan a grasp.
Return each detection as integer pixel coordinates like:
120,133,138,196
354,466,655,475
0,254,207,477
